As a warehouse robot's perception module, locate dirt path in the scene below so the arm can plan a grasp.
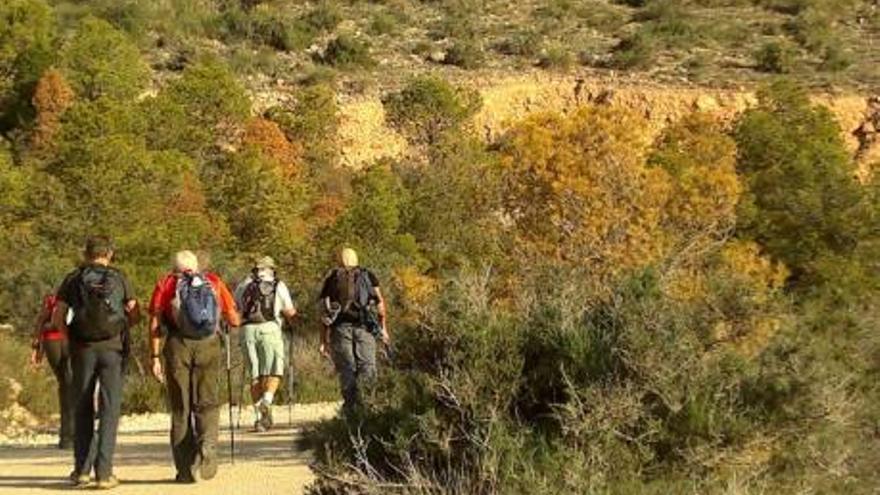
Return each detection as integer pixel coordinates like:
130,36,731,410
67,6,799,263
0,403,338,495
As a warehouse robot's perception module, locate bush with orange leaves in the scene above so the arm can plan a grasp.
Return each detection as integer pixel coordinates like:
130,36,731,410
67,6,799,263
242,117,302,178
648,112,741,245
500,106,670,281
31,68,74,149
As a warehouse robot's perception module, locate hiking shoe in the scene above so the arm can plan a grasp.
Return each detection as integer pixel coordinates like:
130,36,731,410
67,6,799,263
259,403,273,430
95,476,120,490
69,471,91,488
199,448,218,481
175,471,196,484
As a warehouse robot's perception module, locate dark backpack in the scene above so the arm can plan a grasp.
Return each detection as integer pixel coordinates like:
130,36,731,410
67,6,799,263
332,267,376,323
241,273,278,324
70,266,127,343
175,272,219,339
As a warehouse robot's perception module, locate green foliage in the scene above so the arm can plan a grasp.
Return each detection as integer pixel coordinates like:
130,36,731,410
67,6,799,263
382,76,482,145
610,32,656,70
820,44,852,72
218,6,314,52
315,35,375,69
442,39,485,69
734,80,878,291
61,17,149,101
0,0,56,131
145,59,250,157
537,44,574,70
301,1,343,33
401,133,504,272
323,163,422,274
755,40,796,73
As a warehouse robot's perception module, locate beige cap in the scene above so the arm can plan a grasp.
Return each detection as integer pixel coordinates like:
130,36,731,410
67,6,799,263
255,256,275,270
340,248,359,268
174,250,199,272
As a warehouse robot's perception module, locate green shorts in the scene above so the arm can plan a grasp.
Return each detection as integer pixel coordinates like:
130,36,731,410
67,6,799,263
240,322,286,379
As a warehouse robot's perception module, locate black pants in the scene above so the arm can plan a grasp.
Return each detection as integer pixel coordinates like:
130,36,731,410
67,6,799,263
43,339,74,447
71,347,123,480
164,335,221,477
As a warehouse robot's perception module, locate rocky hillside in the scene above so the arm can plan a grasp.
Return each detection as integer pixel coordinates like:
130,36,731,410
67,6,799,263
249,71,880,173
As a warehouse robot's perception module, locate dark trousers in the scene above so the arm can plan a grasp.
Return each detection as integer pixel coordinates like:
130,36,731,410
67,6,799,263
43,339,74,447
164,335,221,476
71,348,123,480
330,323,377,412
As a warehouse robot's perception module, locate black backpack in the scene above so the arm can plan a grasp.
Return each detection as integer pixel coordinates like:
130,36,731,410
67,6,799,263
331,267,376,323
70,266,127,343
241,272,278,324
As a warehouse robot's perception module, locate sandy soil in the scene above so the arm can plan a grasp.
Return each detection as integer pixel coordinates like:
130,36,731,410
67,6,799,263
0,402,339,495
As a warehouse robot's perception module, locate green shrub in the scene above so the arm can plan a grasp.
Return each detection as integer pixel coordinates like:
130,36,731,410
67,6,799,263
734,80,878,290
315,35,375,69
537,44,574,70
369,10,406,36
218,7,315,52
787,6,835,52
819,44,852,72
61,16,149,100
754,40,796,73
442,39,485,69
610,32,656,70
494,29,542,57
301,0,343,33
382,76,482,145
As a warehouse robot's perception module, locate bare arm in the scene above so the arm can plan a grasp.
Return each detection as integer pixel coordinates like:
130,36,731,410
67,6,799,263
30,303,51,365
32,303,51,347
374,288,389,343
148,314,164,383
52,301,70,337
126,299,141,327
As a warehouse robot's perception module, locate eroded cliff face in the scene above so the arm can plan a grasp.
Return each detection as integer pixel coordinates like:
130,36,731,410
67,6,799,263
325,73,878,176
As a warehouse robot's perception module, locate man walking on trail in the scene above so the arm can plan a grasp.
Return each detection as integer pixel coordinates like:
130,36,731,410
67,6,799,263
148,250,240,483
52,236,140,490
30,292,74,450
235,256,297,432
319,248,389,414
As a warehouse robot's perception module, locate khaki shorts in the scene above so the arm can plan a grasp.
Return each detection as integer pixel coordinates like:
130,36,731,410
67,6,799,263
240,322,286,378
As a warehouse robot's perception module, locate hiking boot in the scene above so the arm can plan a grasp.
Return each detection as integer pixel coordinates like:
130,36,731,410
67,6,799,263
95,476,119,490
175,471,196,484
69,471,91,488
259,402,273,430
198,447,218,481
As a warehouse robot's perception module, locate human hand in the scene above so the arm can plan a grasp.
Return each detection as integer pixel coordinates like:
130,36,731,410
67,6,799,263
380,327,391,346
29,348,42,368
319,342,330,360
151,357,165,383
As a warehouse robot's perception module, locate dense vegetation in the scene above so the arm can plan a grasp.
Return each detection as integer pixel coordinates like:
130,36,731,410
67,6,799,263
1,1,879,493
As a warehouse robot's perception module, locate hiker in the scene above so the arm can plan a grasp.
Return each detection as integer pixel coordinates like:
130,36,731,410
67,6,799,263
319,248,389,413
234,256,297,432
147,250,240,483
30,293,74,450
52,236,140,489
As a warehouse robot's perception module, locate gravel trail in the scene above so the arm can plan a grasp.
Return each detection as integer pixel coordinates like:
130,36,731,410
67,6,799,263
0,402,339,495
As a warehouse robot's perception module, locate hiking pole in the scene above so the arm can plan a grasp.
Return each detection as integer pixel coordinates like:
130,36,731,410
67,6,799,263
223,323,235,465
287,329,294,428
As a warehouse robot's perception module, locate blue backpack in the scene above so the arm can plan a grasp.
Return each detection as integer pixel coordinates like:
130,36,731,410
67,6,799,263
175,272,219,339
